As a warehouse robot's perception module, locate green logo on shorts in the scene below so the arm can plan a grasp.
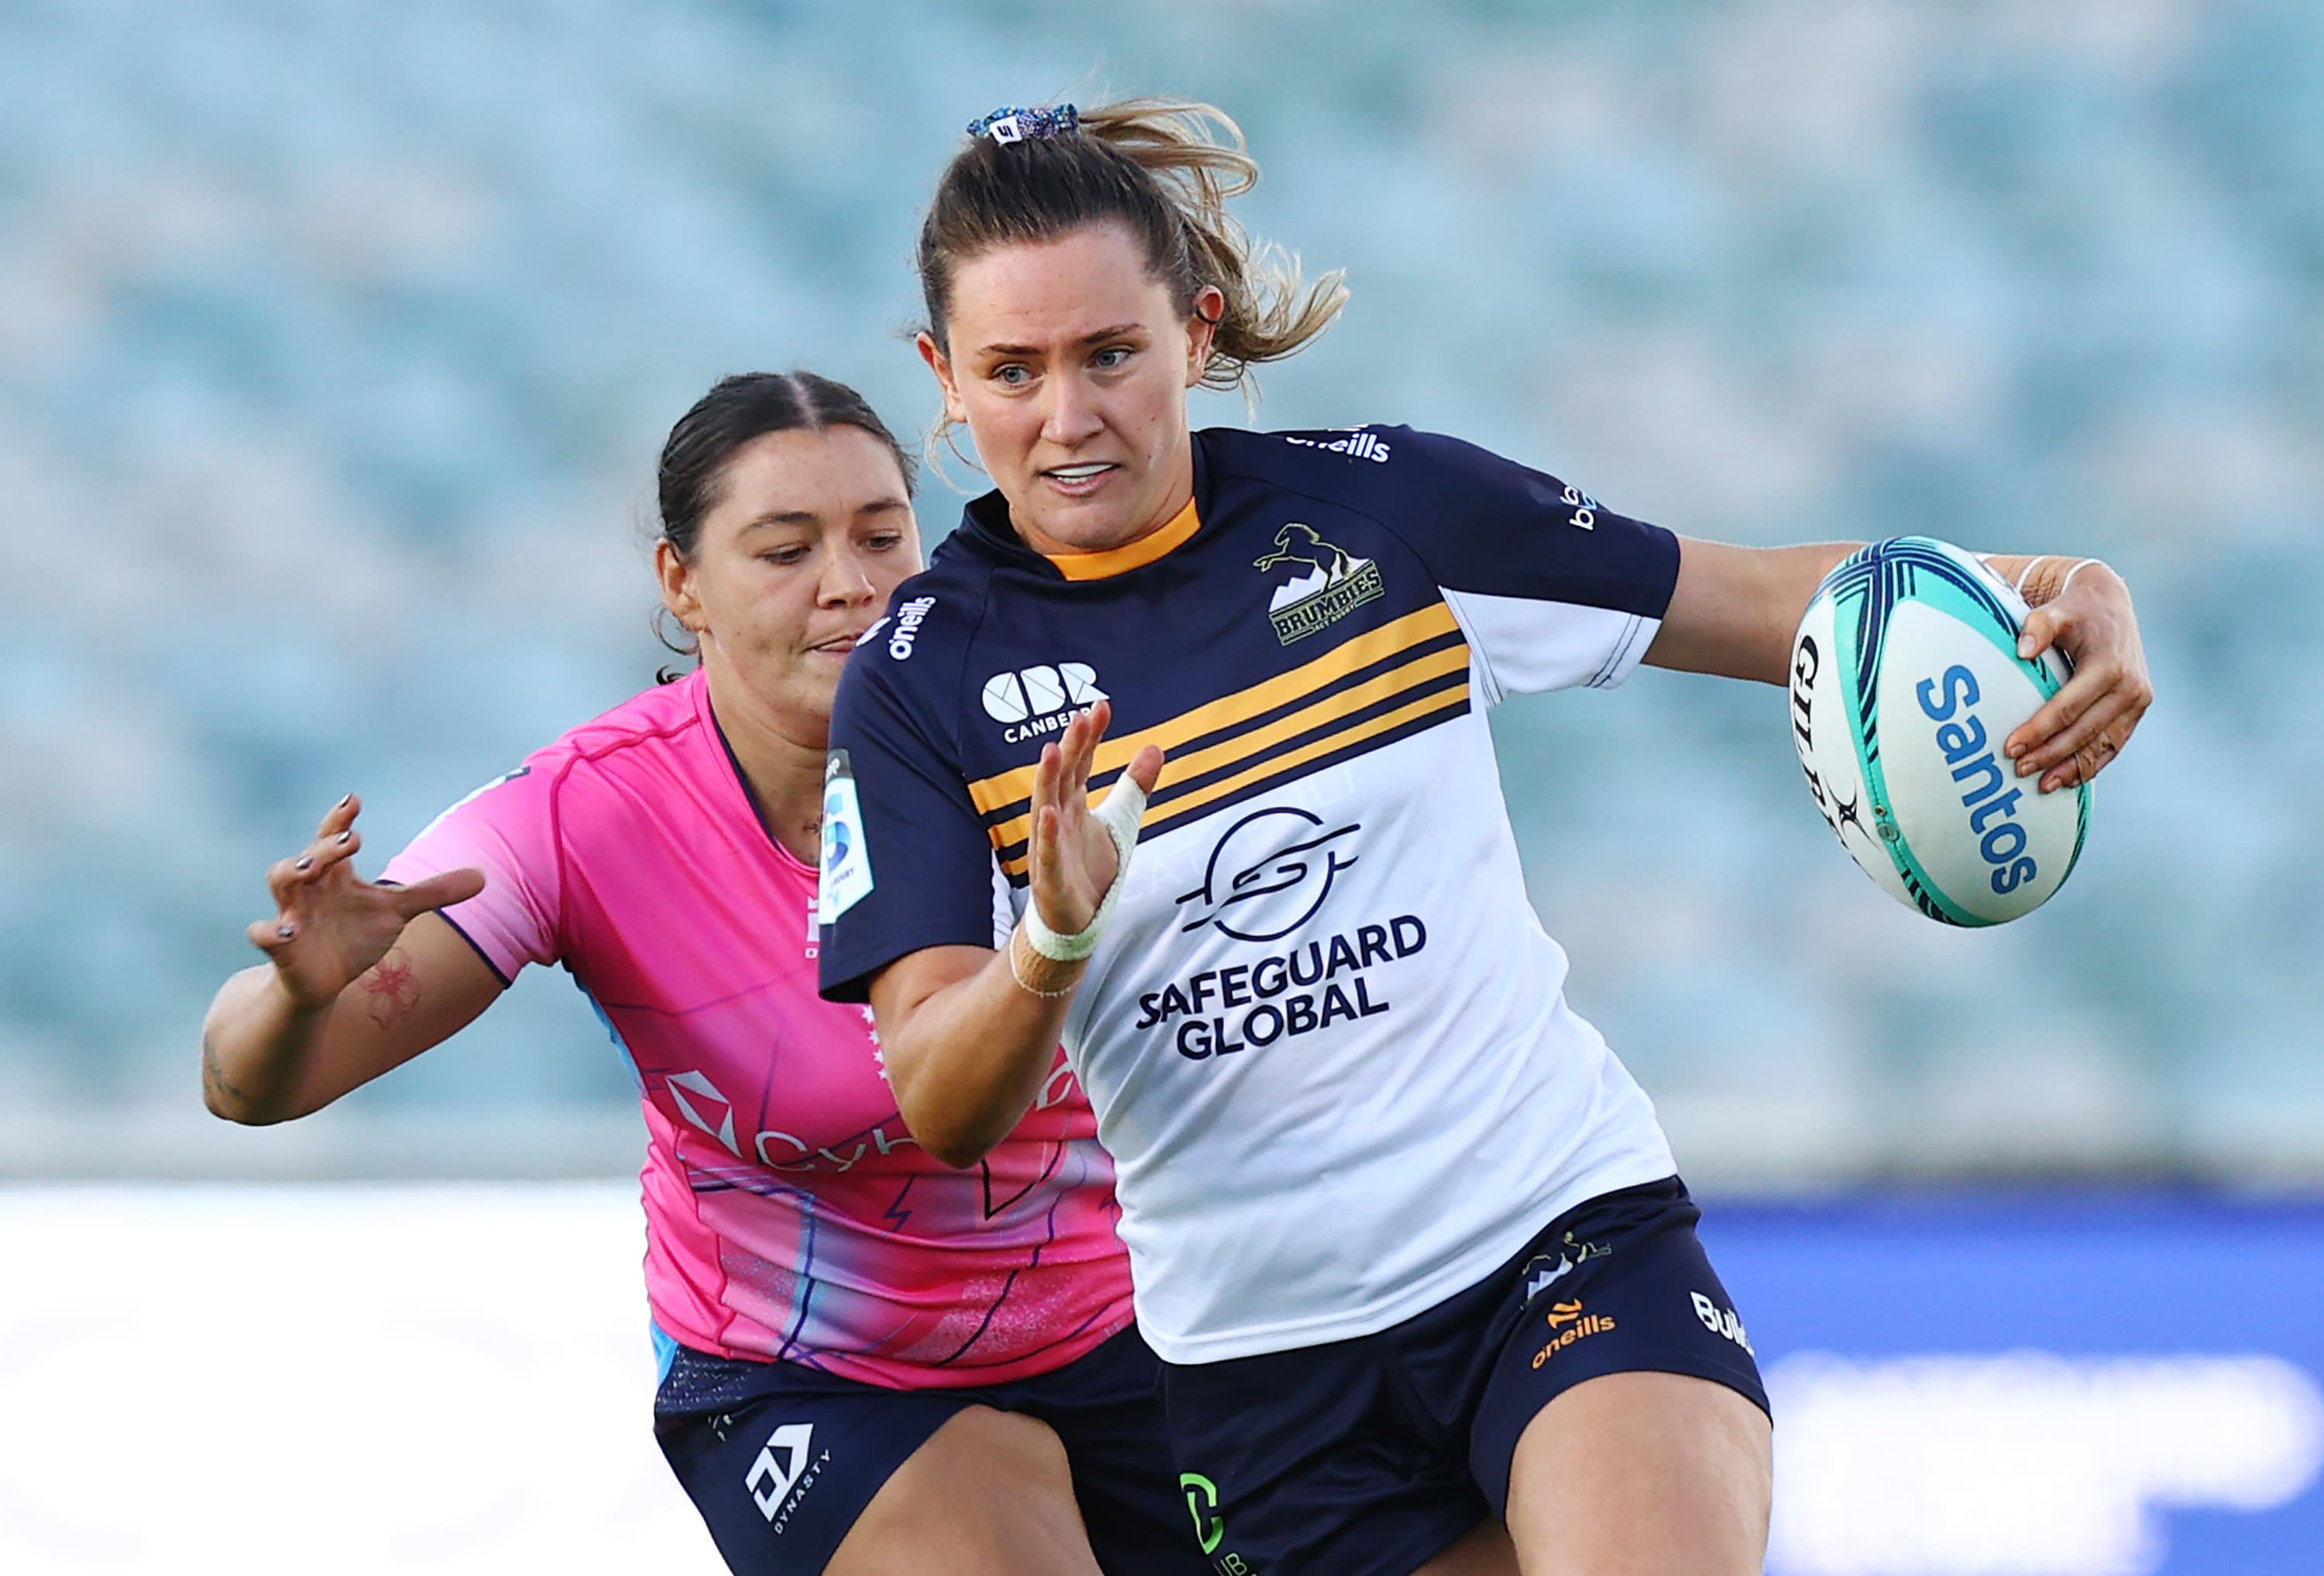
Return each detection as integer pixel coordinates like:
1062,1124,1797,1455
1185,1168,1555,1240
1181,1471,1225,1555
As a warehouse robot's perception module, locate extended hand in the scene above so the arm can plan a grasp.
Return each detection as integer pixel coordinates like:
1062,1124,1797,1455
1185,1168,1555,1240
1027,701,1167,937
2005,562,2155,793
251,794,486,1007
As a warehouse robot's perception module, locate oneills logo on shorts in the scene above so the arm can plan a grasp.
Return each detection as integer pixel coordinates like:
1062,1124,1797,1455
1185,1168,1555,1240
1255,522,1384,645
1532,1300,1617,1368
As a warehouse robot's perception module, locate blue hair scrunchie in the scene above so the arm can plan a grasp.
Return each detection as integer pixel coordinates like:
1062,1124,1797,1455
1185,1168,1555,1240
967,104,1081,144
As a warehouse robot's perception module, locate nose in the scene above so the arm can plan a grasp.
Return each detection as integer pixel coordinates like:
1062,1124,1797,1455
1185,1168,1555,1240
1040,367,1104,448
816,543,875,607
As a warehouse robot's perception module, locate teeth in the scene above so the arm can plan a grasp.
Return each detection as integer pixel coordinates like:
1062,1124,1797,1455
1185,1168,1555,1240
1049,464,1110,480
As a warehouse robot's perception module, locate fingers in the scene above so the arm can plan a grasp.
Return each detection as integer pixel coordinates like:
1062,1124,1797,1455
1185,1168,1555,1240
2015,604,2069,665
391,865,486,919
2030,683,2144,790
315,791,361,841
1126,743,1166,796
2005,661,2109,774
266,824,363,914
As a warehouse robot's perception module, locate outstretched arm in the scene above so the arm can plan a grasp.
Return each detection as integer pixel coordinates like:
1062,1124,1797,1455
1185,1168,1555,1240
201,793,503,1124
1644,538,2153,791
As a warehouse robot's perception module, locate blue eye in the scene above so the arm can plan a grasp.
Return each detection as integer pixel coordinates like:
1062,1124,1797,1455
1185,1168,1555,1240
995,364,1031,387
1094,346,1131,370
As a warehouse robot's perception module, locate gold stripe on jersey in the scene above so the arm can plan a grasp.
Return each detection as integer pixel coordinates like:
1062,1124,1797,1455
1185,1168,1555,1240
965,602,1463,819
994,680,1470,876
980,640,1471,854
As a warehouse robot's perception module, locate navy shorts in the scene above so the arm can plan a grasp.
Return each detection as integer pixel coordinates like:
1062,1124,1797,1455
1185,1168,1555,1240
1157,1177,1769,1576
655,1323,1202,1575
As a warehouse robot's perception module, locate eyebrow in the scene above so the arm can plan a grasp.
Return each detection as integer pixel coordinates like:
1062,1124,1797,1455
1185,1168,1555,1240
976,322,1146,358
738,496,910,531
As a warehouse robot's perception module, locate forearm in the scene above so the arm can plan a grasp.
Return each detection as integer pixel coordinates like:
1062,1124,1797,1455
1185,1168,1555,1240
880,931,1083,1168
200,966,338,1124
1647,539,1861,685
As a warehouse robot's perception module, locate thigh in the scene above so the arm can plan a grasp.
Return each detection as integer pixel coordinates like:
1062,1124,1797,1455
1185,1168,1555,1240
831,1405,1102,1576
1013,1327,1210,1576
1464,1179,1769,1514
1504,1371,1771,1576
658,1388,1097,1576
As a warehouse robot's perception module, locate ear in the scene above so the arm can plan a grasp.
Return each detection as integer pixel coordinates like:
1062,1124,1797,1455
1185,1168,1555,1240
1185,285,1226,385
916,330,967,424
655,538,703,635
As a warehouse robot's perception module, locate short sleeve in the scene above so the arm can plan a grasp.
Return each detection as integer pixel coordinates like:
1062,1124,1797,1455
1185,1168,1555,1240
1365,426,1680,704
380,763,562,986
817,653,1006,1004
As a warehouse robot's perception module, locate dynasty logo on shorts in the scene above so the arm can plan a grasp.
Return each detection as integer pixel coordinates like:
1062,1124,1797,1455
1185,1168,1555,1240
746,1421,834,1534
1530,1300,1618,1369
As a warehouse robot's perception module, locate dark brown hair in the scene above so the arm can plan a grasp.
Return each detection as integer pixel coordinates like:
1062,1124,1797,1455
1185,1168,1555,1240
916,98,1347,407
653,371,914,675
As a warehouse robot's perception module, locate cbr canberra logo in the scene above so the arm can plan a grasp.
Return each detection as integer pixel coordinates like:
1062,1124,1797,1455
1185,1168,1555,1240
1142,806,1428,1060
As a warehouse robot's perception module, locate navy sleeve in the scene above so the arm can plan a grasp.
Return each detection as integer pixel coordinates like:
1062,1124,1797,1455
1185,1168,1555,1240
816,634,1003,1005
1360,426,1681,699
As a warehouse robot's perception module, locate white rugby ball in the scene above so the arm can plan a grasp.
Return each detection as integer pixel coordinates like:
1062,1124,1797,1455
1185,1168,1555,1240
1789,537,2090,925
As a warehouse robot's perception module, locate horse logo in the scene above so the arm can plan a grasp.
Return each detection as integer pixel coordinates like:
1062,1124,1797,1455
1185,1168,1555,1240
1254,521,1385,645
1253,521,1360,582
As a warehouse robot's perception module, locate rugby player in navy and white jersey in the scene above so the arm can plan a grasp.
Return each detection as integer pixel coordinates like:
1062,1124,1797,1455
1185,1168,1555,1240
818,101,2155,1576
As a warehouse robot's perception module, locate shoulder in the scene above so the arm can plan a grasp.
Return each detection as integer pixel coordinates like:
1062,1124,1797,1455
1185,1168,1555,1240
834,549,995,725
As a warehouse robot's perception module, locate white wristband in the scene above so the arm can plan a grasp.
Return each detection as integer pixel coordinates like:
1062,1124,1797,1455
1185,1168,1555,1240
2057,557,2102,597
1021,773,1149,962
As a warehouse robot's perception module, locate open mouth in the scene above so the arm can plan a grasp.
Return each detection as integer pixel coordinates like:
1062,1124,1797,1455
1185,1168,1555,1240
1043,462,1119,490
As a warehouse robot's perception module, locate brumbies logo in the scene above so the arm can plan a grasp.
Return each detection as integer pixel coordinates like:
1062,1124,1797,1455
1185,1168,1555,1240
1255,522,1384,645
1175,807,1360,943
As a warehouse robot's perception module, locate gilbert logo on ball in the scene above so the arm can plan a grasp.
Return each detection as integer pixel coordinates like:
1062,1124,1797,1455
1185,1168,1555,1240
1789,537,2091,925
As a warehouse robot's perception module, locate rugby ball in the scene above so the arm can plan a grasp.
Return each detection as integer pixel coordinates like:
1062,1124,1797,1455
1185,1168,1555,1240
1789,537,2090,926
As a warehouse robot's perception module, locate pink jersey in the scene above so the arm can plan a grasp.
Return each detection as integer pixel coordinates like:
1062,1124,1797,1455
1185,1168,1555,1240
383,669,1133,1388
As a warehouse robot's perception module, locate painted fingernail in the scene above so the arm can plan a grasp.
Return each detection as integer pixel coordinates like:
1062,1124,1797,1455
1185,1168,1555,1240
294,856,313,872
277,924,296,940
336,793,352,809
336,831,352,845
2018,637,2037,658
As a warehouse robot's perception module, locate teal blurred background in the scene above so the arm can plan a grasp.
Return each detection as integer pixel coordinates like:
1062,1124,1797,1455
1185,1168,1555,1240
2,0,2317,1183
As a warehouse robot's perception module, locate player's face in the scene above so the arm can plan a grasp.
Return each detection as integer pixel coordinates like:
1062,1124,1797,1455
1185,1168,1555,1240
659,425,922,739
920,222,1219,556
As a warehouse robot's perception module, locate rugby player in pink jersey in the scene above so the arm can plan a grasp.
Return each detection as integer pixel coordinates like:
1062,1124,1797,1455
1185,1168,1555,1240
199,372,1201,1576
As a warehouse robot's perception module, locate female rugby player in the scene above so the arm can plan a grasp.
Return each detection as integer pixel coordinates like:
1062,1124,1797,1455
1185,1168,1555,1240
816,104,2156,1576
199,371,1200,1576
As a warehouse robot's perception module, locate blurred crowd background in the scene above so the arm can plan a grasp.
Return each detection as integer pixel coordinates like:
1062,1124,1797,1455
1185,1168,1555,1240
5,0,2315,1185
5,5,2322,1574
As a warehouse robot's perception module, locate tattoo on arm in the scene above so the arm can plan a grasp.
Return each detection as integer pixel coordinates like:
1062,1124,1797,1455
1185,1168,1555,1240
360,948,421,1029
201,1037,259,1113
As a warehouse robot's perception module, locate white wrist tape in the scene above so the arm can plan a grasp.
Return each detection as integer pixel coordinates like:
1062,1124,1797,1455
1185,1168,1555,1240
1022,773,1149,962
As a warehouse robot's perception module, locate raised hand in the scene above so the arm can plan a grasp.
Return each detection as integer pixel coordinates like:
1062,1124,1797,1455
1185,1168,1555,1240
2003,563,2155,793
1026,701,1166,938
250,793,486,1009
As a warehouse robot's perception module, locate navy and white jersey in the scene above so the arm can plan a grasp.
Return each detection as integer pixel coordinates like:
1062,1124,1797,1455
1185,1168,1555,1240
819,425,1682,1365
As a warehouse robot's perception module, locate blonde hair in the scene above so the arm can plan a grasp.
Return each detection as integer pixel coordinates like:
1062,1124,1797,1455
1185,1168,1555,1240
917,98,1349,406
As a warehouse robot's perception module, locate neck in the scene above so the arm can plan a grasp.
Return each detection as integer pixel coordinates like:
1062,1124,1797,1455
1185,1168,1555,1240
700,655,827,865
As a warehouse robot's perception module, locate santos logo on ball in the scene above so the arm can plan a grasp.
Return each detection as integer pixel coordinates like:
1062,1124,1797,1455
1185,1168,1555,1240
982,662,1106,743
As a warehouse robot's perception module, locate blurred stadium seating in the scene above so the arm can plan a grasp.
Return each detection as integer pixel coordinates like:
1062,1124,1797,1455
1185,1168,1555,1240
5,0,2315,1183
